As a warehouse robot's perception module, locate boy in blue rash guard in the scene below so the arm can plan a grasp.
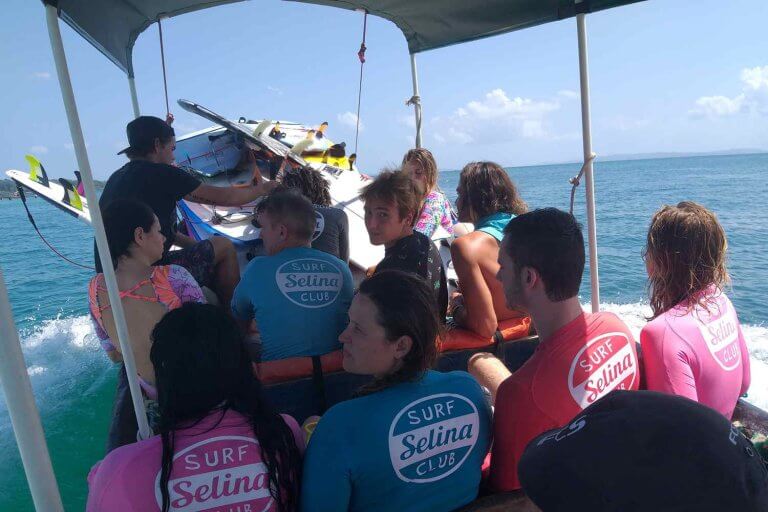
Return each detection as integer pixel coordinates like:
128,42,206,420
231,189,353,361
301,271,491,512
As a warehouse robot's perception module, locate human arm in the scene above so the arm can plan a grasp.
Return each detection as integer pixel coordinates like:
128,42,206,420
450,235,498,338
488,378,525,492
173,232,197,249
184,181,275,207
639,320,699,401
300,414,352,511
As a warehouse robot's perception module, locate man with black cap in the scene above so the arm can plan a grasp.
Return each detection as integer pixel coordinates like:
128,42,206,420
98,115,274,307
468,208,639,493
518,390,768,511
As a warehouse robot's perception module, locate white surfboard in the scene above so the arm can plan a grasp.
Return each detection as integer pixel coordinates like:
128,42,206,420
6,168,91,223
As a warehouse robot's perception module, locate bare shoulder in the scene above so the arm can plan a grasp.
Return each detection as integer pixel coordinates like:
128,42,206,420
451,231,497,261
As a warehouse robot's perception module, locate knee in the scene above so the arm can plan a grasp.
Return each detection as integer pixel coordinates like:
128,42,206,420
210,237,236,261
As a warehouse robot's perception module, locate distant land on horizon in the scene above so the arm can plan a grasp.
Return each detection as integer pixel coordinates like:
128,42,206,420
521,148,768,169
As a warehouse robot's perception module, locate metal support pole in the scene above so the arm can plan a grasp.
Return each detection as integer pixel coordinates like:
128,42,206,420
45,4,152,439
0,268,64,512
576,13,601,312
128,76,141,118
409,53,423,148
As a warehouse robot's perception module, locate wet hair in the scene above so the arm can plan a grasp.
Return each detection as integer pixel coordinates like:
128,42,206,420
151,303,301,512
279,166,332,206
102,198,156,269
356,270,440,395
360,169,422,227
502,208,585,302
644,201,729,318
402,148,439,196
256,188,316,242
458,161,527,221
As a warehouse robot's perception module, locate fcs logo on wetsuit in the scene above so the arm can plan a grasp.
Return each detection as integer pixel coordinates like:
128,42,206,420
276,258,343,308
388,394,480,483
153,436,273,511
695,302,741,371
567,332,637,408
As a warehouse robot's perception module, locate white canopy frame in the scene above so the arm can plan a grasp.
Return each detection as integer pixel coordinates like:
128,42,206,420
45,4,152,441
0,3,604,508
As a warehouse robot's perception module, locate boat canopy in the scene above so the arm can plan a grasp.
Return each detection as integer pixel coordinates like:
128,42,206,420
43,0,644,76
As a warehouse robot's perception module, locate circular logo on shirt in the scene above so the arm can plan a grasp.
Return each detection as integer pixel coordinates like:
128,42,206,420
154,435,274,512
312,211,325,242
276,258,343,308
388,393,479,483
567,332,637,408
694,302,741,371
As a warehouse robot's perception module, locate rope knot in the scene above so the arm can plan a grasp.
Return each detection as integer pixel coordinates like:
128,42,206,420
405,95,421,107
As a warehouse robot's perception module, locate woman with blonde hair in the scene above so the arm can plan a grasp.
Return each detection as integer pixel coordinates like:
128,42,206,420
640,201,750,419
401,148,456,238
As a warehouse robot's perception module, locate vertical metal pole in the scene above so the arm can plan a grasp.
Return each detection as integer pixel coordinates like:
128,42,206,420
576,13,600,313
128,76,141,118
0,268,64,512
45,4,152,439
409,53,423,148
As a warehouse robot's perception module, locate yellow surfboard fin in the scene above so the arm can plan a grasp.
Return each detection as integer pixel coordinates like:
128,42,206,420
26,154,50,187
58,178,84,211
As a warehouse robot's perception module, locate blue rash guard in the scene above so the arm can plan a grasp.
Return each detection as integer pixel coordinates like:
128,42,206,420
231,246,353,361
301,370,491,512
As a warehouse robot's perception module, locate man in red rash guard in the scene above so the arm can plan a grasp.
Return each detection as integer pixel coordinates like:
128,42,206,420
469,208,639,492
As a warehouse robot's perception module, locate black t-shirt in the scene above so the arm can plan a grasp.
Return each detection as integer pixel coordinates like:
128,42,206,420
311,206,349,263
95,160,201,271
374,231,448,319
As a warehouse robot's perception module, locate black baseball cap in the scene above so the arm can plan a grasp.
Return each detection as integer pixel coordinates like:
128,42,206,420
519,390,768,511
117,116,175,155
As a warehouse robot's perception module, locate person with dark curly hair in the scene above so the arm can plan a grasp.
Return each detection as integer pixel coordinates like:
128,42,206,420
279,167,349,262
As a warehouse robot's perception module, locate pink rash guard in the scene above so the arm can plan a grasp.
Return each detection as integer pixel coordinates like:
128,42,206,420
640,288,751,419
86,409,305,512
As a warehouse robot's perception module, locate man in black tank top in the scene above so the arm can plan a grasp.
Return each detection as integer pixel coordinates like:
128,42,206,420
280,167,349,262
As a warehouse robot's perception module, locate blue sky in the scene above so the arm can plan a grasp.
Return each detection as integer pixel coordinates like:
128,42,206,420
2,0,767,179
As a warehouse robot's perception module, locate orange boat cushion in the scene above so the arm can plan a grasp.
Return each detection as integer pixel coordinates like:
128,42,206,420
441,316,531,352
255,350,344,385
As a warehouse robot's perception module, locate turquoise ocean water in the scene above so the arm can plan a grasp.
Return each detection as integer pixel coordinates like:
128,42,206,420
1,153,767,509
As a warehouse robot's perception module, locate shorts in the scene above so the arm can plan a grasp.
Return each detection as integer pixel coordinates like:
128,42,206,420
159,239,215,288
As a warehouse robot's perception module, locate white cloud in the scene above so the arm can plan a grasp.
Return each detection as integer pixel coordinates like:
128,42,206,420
430,88,561,145
267,85,283,95
32,72,51,80
337,111,363,131
558,89,579,99
690,65,768,118
29,145,49,154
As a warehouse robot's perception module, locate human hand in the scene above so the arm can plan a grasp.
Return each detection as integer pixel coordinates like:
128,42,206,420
165,112,174,126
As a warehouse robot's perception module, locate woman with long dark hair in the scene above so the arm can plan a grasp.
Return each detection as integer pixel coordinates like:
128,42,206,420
301,270,491,511
640,201,750,419
87,303,304,511
89,198,206,450
449,161,528,338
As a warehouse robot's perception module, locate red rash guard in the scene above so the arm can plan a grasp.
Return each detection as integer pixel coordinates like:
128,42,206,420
489,312,640,491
